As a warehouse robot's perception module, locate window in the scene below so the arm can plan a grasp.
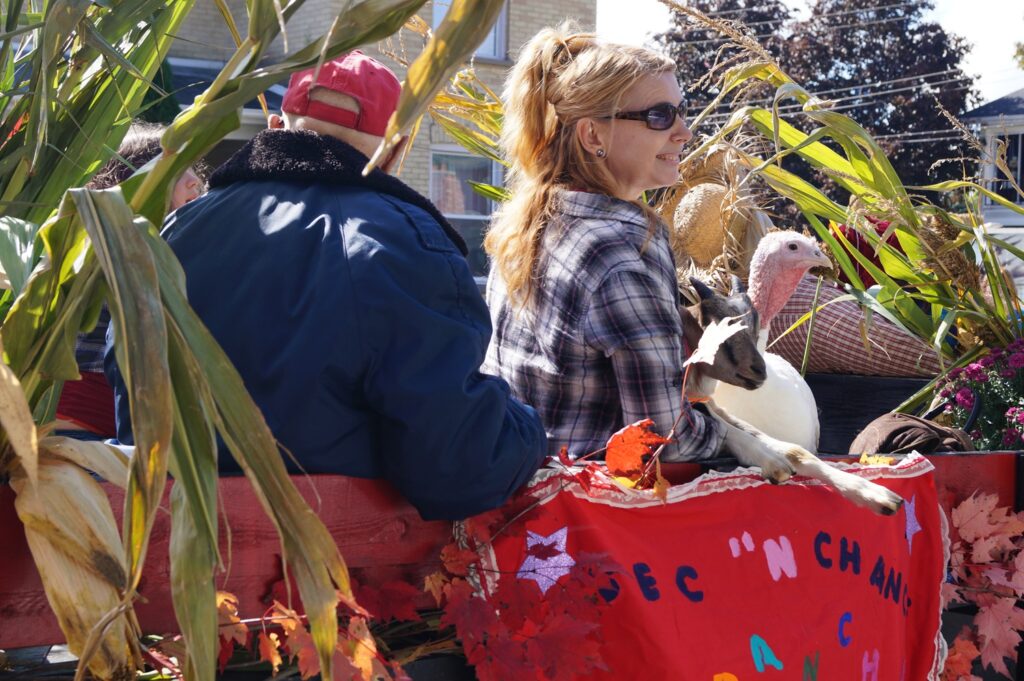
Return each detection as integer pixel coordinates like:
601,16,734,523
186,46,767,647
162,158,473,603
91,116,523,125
430,148,502,277
994,133,1023,204
431,1,508,61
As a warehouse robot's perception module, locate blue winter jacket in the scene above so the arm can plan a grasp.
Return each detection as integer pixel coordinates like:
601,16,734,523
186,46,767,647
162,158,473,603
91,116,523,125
107,129,546,520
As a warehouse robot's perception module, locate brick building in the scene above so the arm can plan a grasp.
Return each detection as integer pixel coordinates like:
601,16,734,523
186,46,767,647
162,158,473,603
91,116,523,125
167,0,597,275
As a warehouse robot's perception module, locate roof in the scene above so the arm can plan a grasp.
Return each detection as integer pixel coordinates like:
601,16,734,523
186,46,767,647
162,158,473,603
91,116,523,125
963,86,1024,121
168,57,286,112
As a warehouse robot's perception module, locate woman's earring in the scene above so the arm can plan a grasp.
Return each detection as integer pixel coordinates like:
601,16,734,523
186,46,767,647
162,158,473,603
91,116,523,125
596,148,606,158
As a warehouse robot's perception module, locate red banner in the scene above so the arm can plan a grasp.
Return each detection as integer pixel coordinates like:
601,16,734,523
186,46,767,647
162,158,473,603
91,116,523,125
475,454,947,679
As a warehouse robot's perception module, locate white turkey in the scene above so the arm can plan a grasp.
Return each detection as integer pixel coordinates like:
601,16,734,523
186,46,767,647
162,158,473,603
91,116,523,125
710,231,831,452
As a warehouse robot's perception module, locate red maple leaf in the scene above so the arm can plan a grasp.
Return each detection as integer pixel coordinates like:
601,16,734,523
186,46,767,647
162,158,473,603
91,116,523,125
605,419,670,478
527,540,562,561
495,575,545,629
468,629,534,681
354,579,422,622
440,578,502,653
525,616,603,679
441,543,479,576
975,597,1024,676
941,629,981,681
257,631,283,676
216,591,249,671
464,508,506,544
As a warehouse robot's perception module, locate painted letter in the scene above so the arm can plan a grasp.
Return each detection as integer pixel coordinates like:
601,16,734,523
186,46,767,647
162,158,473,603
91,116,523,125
598,574,620,604
633,563,660,601
814,531,833,569
713,675,738,681
675,565,704,602
763,536,798,581
839,537,861,574
884,568,903,605
803,652,820,680
750,634,784,673
869,557,886,594
838,612,852,647
862,649,880,681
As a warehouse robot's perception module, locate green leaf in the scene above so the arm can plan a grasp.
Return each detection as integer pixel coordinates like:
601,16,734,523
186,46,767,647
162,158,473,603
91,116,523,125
0,216,41,295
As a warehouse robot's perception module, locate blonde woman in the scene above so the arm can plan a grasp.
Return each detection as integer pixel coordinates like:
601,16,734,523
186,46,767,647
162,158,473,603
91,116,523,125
483,26,725,461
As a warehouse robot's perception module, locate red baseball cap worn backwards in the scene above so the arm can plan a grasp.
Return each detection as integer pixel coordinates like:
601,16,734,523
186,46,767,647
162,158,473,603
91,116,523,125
281,51,401,137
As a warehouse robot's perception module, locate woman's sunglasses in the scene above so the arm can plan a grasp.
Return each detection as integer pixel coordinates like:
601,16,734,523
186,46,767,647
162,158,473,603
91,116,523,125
609,99,688,131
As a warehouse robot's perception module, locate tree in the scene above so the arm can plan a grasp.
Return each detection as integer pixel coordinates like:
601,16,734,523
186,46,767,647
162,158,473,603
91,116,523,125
656,0,978,201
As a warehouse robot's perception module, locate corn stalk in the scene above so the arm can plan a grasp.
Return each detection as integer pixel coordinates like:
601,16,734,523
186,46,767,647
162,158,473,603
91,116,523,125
0,1,508,679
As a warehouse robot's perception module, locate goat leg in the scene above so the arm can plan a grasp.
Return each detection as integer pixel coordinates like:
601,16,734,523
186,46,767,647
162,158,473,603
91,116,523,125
783,449,904,516
707,400,904,516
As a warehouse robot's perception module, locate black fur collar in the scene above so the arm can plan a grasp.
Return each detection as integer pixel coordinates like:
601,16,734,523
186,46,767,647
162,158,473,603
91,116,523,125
210,129,468,255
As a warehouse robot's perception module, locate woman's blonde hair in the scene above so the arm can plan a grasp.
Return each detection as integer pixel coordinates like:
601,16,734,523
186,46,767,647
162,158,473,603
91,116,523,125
485,23,676,309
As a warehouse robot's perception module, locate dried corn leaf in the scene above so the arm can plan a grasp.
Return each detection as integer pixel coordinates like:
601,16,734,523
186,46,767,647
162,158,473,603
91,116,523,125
367,0,505,171
0,336,37,485
40,436,129,489
11,455,135,681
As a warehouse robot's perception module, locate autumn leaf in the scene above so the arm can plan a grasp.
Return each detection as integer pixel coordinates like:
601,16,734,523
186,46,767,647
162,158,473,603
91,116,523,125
975,597,1024,677
495,576,545,630
605,419,670,478
424,572,448,607
653,459,670,503
683,315,746,367
528,539,563,561
557,445,573,467
216,591,249,670
440,578,501,655
941,630,980,681
970,535,1001,564
952,493,1000,543
941,581,964,610
216,591,249,647
258,632,283,676
340,616,383,681
441,543,479,576
463,507,505,544
524,616,602,679
354,580,422,623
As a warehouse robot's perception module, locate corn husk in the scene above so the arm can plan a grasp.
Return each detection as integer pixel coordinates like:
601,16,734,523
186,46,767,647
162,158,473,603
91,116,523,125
11,455,136,681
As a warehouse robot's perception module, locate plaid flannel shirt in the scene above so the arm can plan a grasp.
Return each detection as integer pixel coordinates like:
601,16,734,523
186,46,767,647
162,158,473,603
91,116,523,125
483,190,724,462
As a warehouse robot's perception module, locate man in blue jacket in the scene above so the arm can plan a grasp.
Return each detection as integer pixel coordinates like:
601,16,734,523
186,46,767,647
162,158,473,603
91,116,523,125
107,52,547,520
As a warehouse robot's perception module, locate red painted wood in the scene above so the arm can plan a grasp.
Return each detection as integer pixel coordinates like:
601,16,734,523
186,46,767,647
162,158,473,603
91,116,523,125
0,476,451,649
1,453,1018,649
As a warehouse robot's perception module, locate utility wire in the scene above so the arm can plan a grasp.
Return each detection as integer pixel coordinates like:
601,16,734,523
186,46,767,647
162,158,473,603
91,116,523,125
700,78,971,121
699,0,920,19
683,13,930,45
679,0,919,30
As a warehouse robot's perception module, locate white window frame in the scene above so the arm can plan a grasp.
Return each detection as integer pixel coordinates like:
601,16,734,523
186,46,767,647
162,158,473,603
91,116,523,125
431,1,509,62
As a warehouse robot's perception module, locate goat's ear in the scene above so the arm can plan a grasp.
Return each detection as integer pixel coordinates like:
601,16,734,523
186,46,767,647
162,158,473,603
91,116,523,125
690,276,716,301
730,274,746,295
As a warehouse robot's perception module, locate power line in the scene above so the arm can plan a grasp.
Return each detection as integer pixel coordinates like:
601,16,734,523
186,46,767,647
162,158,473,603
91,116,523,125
682,13,928,45
698,1,919,19
700,77,971,121
874,128,962,140
677,1,918,30
687,68,964,113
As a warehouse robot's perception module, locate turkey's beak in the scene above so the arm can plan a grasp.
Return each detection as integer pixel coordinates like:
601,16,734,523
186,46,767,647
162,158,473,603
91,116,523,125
804,248,832,271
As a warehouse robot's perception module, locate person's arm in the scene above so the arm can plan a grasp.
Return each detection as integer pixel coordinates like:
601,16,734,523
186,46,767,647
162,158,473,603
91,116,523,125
584,269,724,461
351,205,547,521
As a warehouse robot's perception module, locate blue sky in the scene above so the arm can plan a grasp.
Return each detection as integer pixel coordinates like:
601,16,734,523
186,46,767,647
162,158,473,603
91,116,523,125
595,0,1024,105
